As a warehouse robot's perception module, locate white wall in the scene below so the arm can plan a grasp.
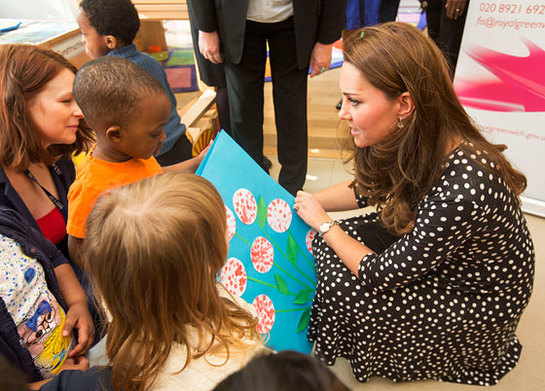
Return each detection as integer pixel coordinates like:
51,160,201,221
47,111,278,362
0,0,78,20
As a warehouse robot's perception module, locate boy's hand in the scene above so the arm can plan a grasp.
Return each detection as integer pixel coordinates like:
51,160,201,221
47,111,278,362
64,302,95,357
28,357,90,389
62,356,90,371
195,141,213,165
163,140,213,173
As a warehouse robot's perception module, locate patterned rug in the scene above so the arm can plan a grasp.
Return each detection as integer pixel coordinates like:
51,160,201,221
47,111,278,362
153,48,199,93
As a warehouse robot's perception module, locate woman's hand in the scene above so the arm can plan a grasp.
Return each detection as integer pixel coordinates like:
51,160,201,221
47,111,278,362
294,191,331,230
64,301,95,357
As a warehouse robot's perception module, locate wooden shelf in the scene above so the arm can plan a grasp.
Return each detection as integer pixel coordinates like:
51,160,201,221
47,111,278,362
133,0,188,20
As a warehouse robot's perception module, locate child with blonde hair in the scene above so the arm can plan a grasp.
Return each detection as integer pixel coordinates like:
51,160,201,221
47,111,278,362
41,173,266,391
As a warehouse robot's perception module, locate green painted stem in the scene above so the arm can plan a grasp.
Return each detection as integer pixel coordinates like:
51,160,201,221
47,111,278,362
259,229,316,287
235,232,252,246
247,276,294,296
276,307,311,313
272,263,313,290
236,231,315,290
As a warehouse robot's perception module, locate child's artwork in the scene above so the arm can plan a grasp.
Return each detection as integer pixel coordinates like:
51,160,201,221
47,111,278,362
197,131,316,354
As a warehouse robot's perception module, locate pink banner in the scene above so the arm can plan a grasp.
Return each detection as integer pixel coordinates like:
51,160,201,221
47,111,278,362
454,0,545,216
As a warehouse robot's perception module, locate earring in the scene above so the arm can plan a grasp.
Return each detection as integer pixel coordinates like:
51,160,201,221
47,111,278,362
397,117,404,129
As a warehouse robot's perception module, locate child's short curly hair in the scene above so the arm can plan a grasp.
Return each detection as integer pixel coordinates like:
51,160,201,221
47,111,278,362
73,56,166,129
79,0,140,45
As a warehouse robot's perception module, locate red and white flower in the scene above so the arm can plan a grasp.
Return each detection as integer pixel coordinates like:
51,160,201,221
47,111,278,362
267,198,292,233
232,189,257,225
220,257,247,297
250,236,274,273
252,294,275,334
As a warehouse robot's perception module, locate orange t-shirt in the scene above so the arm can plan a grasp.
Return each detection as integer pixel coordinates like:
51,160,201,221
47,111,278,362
67,153,162,238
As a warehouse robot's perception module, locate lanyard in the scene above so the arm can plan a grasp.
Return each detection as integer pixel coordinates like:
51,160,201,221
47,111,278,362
24,167,64,211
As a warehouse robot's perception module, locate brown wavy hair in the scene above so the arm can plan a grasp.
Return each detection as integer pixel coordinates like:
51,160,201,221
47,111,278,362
85,173,260,391
342,23,526,235
0,44,94,172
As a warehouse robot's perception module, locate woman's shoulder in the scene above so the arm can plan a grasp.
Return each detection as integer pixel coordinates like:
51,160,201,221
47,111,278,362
440,145,508,190
0,206,31,236
427,143,518,211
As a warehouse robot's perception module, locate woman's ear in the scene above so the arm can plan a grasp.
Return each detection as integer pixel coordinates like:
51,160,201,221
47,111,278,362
397,92,415,119
105,125,122,143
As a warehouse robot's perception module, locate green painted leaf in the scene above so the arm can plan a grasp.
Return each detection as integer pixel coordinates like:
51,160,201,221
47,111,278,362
257,196,267,229
286,233,298,266
274,273,290,295
293,288,314,305
296,309,311,333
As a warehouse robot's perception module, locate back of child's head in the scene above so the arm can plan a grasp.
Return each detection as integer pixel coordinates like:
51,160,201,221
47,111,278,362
85,172,258,391
86,172,228,313
73,56,165,129
79,0,140,45
213,350,350,391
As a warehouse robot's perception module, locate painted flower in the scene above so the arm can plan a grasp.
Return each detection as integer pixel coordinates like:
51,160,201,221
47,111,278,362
233,189,257,225
225,206,236,241
250,236,274,273
305,228,317,254
220,258,247,297
252,294,275,334
267,198,292,233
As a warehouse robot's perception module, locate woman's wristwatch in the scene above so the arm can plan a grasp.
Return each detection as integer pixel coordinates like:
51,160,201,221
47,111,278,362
318,220,338,236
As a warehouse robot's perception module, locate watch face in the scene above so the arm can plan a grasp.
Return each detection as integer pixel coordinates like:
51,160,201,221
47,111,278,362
319,222,330,234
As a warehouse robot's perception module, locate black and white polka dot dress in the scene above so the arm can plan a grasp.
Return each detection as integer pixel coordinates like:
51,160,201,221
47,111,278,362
308,146,535,385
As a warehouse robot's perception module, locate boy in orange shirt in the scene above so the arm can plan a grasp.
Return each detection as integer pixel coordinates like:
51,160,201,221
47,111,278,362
67,56,205,265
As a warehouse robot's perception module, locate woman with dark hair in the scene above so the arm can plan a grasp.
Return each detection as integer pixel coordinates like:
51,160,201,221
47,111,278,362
294,22,534,386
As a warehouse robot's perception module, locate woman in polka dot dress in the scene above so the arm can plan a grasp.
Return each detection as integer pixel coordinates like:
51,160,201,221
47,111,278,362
294,23,535,386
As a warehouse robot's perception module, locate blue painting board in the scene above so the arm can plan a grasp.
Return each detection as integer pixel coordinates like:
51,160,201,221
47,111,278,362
197,131,316,354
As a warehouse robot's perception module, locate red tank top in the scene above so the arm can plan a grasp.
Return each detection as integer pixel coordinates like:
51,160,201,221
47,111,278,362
36,207,66,245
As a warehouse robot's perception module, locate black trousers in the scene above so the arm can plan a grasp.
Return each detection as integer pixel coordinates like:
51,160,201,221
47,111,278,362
223,17,309,195
378,0,401,23
426,0,469,73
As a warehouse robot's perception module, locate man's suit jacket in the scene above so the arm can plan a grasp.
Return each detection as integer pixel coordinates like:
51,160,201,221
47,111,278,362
189,0,346,69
